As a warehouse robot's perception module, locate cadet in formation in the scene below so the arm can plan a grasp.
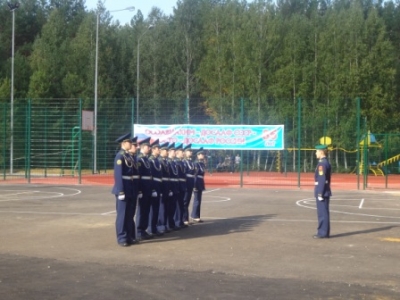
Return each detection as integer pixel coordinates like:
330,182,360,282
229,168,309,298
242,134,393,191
167,143,180,230
174,144,188,229
112,135,209,246
182,144,196,225
313,144,332,239
148,139,163,236
191,147,206,223
111,133,138,247
127,136,140,243
156,142,170,232
136,137,154,241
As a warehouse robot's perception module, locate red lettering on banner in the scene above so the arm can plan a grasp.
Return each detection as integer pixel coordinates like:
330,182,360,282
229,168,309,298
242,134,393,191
201,129,234,137
215,137,246,145
262,129,278,141
183,137,215,145
144,128,175,136
233,129,252,136
177,129,196,136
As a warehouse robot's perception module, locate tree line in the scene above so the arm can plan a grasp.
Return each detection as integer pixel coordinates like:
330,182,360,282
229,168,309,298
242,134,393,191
1,0,400,151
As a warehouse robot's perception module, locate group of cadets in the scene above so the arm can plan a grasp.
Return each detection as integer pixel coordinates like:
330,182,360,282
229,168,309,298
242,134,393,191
112,133,206,247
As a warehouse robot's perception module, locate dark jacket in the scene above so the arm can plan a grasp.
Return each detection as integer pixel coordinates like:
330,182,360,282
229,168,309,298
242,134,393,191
112,149,139,197
314,157,332,198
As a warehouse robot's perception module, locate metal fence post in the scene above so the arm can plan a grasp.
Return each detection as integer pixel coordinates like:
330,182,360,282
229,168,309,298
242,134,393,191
2,102,6,180
363,117,368,190
61,110,65,176
102,117,108,173
185,98,189,124
247,115,250,176
240,98,244,188
297,97,302,188
27,99,31,184
356,97,360,190
132,98,135,134
44,107,48,177
384,134,388,188
78,99,82,184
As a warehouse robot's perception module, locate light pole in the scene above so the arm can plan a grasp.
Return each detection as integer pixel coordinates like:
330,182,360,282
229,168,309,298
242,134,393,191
8,2,19,174
136,24,154,124
94,6,134,173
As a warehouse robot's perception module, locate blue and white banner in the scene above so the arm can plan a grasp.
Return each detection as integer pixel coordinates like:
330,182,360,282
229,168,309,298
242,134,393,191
133,124,284,150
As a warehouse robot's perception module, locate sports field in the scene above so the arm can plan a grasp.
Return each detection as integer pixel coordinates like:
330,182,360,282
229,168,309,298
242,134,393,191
0,184,399,299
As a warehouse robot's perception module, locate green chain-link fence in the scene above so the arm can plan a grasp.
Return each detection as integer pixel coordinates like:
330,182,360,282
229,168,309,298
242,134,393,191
1,97,400,189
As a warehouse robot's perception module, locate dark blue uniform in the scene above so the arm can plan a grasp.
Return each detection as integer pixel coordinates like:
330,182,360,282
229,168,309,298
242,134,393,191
158,153,172,232
111,133,137,246
182,146,195,224
191,158,206,220
167,156,180,230
314,156,332,238
136,138,154,240
174,144,187,228
128,150,140,242
149,152,163,235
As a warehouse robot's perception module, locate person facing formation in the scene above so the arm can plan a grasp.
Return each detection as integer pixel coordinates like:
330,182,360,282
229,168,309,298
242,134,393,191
313,144,332,239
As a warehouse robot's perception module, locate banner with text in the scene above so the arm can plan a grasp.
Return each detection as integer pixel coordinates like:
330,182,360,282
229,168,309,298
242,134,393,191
134,124,284,150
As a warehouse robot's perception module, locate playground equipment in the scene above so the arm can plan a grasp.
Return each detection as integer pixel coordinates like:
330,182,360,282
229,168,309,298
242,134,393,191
377,154,400,170
276,151,281,172
356,131,400,176
280,133,399,176
356,131,383,176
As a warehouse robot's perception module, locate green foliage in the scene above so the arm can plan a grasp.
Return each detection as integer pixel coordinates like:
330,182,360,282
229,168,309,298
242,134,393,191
0,0,399,134
0,78,11,98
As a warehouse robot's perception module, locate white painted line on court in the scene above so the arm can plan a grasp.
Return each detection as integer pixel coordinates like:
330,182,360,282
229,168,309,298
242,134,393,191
360,207,400,211
203,188,220,194
203,196,231,203
268,219,400,225
0,191,40,202
359,198,365,209
0,191,64,202
0,188,81,202
101,210,116,215
0,210,108,216
2,209,400,225
0,191,40,198
297,198,400,219
57,187,82,197
201,216,400,225
304,200,399,210
201,188,231,203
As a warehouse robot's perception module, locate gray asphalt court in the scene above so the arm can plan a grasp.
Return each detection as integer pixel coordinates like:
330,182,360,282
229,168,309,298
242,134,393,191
0,184,399,299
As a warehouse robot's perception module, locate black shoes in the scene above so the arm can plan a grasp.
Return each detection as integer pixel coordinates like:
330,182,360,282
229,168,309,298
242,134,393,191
118,239,140,247
313,235,329,239
137,232,154,241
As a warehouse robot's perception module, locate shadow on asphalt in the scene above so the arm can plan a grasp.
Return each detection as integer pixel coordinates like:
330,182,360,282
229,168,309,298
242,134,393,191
143,214,277,244
329,225,398,238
